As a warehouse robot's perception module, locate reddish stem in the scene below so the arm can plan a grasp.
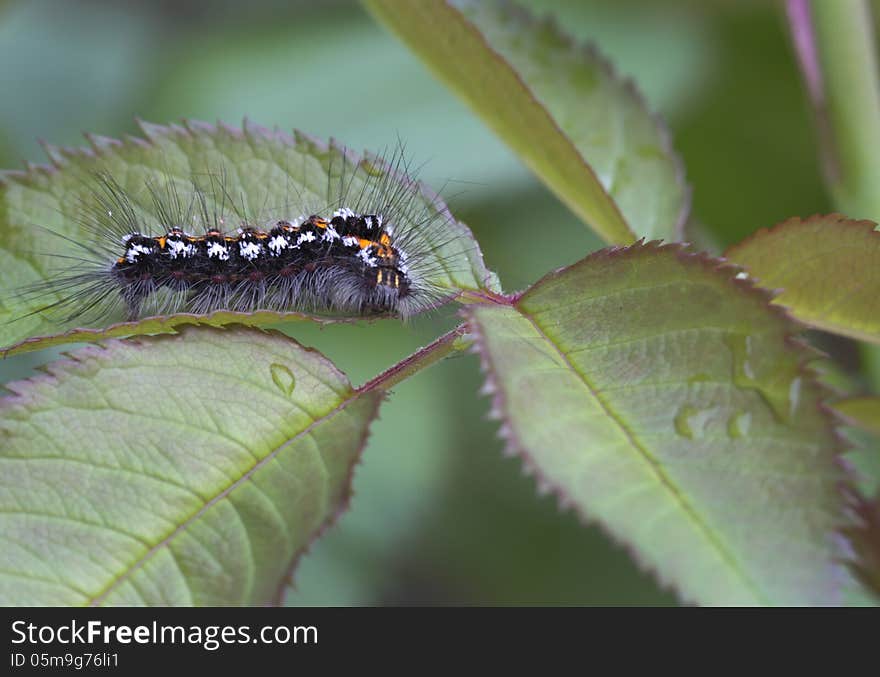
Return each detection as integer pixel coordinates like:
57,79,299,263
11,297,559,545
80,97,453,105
357,323,471,393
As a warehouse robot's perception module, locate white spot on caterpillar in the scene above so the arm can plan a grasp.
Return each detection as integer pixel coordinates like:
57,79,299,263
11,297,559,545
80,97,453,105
297,231,316,245
364,214,384,230
342,236,358,247
268,235,289,255
207,241,230,260
125,243,154,263
334,207,356,219
357,248,378,267
167,239,195,259
239,240,263,260
322,225,340,242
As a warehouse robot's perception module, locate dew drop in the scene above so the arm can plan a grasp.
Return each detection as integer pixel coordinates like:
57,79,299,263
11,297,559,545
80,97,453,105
789,377,802,419
270,363,296,396
674,406,697,439
725,333,757,386
724,333,792,424
726,411,752,439
674,405,716,440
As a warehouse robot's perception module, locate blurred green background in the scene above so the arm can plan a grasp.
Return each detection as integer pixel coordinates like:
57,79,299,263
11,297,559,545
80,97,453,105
0,0,836,605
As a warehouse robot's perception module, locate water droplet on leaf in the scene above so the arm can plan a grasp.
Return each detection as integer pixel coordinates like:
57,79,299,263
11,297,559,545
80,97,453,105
789,377,802,419
674,405,715,440
726,411,752,439
270,363,296,396
725,333,757,386
675,406,697,439
724,333,794,424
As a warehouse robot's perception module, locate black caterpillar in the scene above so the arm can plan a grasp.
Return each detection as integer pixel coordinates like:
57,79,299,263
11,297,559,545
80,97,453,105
113,208,411,319
20,152,463,324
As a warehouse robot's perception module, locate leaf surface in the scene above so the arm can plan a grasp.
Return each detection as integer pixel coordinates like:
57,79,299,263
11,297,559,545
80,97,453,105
365,0,689,244
467,242,844,605
0,327,382,605
726,215,880,344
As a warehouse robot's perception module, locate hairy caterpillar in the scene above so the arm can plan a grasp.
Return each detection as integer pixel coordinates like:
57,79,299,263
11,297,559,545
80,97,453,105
17,138,472,326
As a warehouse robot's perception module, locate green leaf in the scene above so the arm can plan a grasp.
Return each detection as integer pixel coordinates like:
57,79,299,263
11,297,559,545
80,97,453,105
0,326,382,605
364,0,689,244
0,310,337,360
0,119,496,356
725,215,880,344
843,493,880,601
467,242,846,605
832,397,880,496
825,401,880,605
834,397,880,437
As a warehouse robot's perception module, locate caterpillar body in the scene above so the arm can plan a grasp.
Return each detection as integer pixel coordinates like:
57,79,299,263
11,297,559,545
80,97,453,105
18,138,471,326
111,207,411,319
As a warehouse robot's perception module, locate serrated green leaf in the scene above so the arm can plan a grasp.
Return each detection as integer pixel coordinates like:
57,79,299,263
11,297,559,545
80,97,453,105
832,397,880,496
467,242,845,605
364,0,689,244
0,119,497,356
844,494,880,602
0,326,382,606
725,215,880,344
0,310,340,360
824,402,880,605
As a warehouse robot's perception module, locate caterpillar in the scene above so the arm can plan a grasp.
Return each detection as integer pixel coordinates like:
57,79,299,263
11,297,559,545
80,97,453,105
113,207,410,319
18,140,471,326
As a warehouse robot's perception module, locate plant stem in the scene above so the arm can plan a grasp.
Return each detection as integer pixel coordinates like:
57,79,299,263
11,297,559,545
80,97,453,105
358,323,471,393
792,0,880,219
787,0,880,386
